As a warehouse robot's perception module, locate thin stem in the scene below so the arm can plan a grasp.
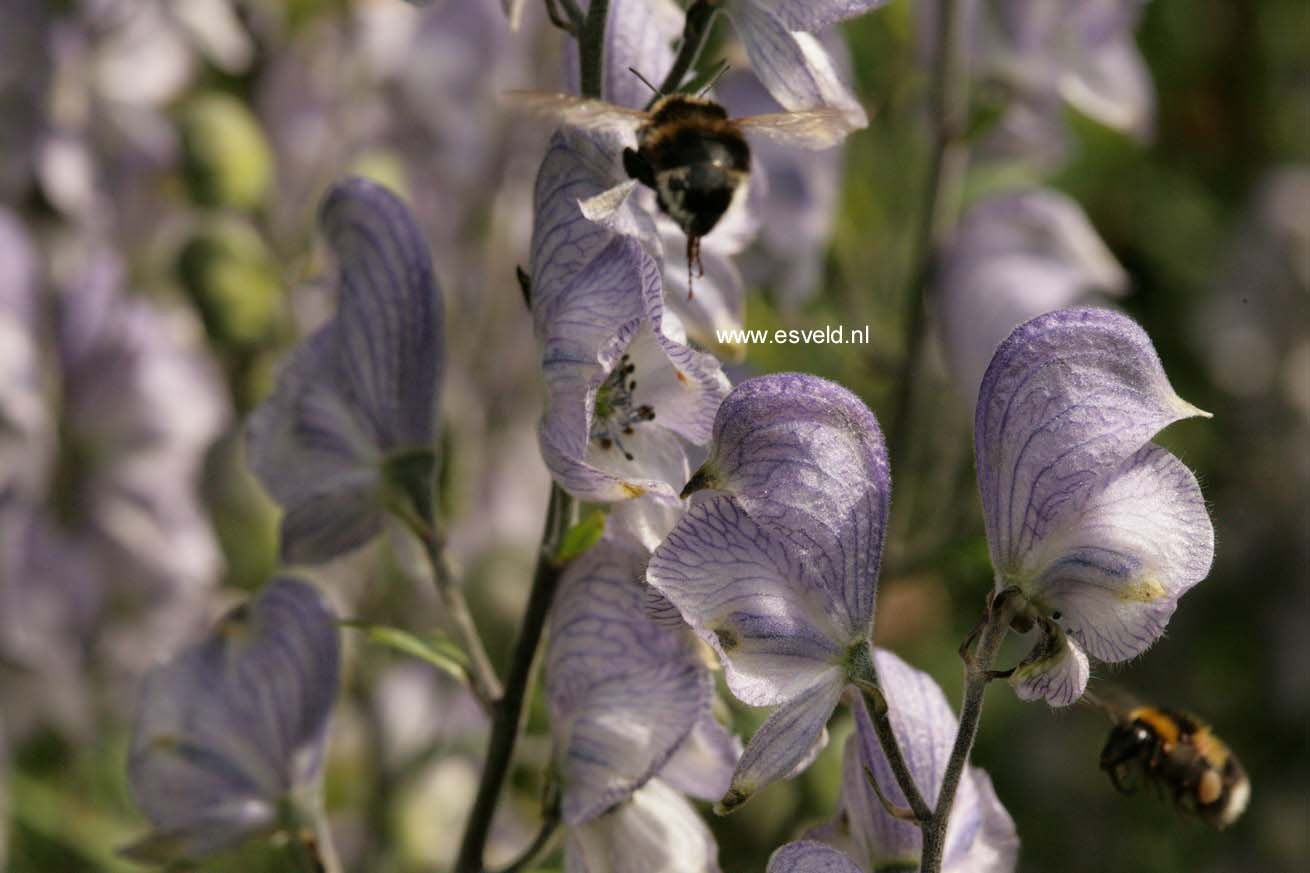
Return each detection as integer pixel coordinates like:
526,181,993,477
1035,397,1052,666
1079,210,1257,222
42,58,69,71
648,1,721,107
309,806,345,873
453,484,575,873
858,685,933,823
546,0,584,33
886,0,972,474
420,532,503,709
578,0,612,99
918,594,1015,873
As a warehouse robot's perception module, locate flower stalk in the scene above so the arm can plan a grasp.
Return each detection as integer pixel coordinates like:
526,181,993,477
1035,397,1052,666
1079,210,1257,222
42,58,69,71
918,590,1015,873
650,0,721,106
453,483,575,873
887,0,971,472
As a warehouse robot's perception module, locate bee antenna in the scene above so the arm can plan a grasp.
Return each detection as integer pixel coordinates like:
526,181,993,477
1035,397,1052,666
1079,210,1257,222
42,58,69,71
628,67,661,96
698,62,730,97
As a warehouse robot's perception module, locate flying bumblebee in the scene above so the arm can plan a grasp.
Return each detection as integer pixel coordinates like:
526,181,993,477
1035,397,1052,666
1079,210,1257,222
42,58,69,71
505,87,857,295
1090,694,1250,830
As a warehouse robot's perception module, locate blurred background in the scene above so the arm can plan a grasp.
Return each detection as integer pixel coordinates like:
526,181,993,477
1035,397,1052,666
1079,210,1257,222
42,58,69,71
0,0,1307,871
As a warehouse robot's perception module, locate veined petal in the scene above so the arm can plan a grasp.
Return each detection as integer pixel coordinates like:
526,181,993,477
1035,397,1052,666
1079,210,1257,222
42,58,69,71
725,2,868,128
767,841,863,873
692,373,889,642
718,674,845,813
1010,626,1090,707
648,494,850,706
974,308,1207,578
548,539,711,825
659,713,742,801
754,0,894,32
566,779,720,873
319,176,444,451
246,325,384,563
838,651,1018,871
1029,443,1213,662
127,578,340,860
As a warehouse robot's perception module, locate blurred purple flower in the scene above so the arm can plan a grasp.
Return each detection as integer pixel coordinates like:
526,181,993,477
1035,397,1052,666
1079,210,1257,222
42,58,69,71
975,308,1213,706
817,650,1018,873
720,1,883,128
248,177,444,564
548,535,733,873
126,578,340,862
0,226,227,730
531,127,729,502
938,188,1127,406
647,373,889,811
923,0,1154,167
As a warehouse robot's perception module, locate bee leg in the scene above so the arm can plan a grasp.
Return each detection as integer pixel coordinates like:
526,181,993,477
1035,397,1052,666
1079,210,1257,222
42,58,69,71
686,235,702,299
622,148,655,188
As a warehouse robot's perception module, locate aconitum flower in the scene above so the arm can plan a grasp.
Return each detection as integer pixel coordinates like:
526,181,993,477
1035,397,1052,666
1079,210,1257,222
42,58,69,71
248,176,444,564
532,127,728,502
548,536,734,873
975,308,1214,706
938,188,1127,406
647,373,889,810
126,578,341,862
0,230,227,727
923,0,1154,167
817,650,1018,873
719,1,884,128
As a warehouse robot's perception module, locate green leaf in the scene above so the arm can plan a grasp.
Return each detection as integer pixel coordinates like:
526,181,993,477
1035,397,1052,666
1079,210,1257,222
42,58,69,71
554,511,606,563
339,621,470,680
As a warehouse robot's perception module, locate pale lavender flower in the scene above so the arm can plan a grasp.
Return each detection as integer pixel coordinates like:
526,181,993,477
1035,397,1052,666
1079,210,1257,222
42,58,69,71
817,650,1017,873
923,0,1154,167
247,176,444,564
0,236,227,722
126,578,340,862
647,373,889,811
768,841,863,873
532,127,728,503
938,188,1127,407
975,308,1214,706
719,1,885,127
548,535,734,873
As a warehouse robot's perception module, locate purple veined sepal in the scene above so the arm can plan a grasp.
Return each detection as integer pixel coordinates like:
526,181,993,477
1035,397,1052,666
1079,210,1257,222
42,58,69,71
647,373,890,811
548,532,736,873
547,534,733,826
718,0,886,129
813,651,1018,872
937,188,1128,407
125,577,341,863
246,175,445,564
532,127,729,504
767,841,864,873
974,307,1214,706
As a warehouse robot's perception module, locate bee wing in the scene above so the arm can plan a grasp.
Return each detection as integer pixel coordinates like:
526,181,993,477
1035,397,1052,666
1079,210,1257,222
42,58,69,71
502,91,647,136
736,108,858,149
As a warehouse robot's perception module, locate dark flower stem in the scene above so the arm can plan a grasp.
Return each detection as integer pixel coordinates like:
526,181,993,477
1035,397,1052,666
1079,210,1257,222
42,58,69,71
918,594,1015,873
648,1,721,107
453,483,575,873
886,0,971,473
579,0,612,99
859,686,933,822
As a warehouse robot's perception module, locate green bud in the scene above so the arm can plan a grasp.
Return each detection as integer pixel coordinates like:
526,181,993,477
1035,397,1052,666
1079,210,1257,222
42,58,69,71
178,218,282,348
179,92,273,208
